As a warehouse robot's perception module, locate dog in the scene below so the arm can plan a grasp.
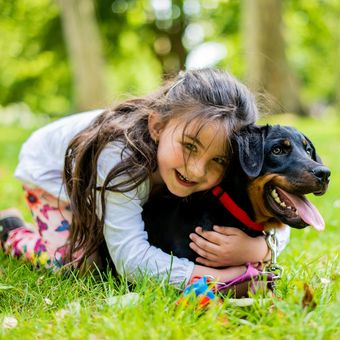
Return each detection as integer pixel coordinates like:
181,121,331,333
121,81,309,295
142,125,330,262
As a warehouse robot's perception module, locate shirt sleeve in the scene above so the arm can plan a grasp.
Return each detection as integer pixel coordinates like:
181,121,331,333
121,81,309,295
97,144,194,286
275,224,290,255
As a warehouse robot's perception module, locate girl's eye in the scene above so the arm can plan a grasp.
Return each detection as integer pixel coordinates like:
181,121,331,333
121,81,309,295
272,146,283,155
213,157,227,166
183,143,197,152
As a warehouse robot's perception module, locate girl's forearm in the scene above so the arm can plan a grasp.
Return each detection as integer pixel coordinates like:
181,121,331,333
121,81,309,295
191,264,246,283
255,235,271,262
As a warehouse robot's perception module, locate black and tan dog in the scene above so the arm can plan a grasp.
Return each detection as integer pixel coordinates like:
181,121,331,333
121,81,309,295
142,125,330,262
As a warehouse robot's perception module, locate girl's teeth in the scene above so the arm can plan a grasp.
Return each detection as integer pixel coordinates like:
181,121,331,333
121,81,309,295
178,172,189,182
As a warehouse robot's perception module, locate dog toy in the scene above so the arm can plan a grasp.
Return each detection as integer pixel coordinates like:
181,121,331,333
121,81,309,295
176,275,218,308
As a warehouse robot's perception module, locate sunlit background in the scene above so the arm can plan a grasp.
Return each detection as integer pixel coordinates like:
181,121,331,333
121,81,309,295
0,0,339,124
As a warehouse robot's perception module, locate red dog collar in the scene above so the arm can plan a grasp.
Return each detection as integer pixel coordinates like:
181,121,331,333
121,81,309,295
212,186,265,232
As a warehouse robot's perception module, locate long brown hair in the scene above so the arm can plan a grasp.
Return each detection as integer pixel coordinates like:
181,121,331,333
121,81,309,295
63,68,258,266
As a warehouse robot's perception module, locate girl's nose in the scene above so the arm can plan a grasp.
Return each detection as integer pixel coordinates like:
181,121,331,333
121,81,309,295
188,158,206,179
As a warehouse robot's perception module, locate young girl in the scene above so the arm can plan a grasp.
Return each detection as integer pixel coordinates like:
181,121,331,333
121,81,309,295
0,68,289,286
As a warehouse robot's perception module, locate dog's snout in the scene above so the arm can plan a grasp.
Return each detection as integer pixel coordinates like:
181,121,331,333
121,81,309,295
312,166,331,184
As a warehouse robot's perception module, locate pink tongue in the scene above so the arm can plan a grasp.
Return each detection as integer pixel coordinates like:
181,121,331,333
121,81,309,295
276,188,325,231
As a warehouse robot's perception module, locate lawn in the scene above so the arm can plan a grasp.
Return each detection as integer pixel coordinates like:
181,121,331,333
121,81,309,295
0,114,339,339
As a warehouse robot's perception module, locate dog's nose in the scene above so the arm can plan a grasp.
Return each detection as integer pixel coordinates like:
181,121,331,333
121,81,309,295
312,166,331,184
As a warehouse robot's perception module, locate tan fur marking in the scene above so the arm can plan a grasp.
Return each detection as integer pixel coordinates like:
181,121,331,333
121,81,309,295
247,174,287,230
283,139,291,147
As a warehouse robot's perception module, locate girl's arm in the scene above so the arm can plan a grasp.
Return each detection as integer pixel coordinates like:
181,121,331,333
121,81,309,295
188,225,290,267
191,264,247,282
103,188,249,285
98,144,197,285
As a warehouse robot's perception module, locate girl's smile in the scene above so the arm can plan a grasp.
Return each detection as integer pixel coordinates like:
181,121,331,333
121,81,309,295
175,170,197,187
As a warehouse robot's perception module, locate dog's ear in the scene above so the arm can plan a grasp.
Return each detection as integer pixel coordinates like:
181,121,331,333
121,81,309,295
303,134,323,164
234,125,266,177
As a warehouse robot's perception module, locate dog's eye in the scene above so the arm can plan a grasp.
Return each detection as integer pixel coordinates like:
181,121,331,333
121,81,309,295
306,149,312,158
304,144,313,158
272,146,283,155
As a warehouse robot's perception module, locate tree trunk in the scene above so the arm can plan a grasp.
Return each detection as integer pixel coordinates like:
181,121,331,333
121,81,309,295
242,0,305,115
151,0,187,77
57,0,107,111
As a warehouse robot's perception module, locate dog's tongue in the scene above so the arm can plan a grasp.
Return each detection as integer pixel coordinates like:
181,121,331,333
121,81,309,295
277,188,325,231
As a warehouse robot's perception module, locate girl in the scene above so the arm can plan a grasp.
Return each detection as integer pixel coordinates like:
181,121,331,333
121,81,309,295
0,68,289,286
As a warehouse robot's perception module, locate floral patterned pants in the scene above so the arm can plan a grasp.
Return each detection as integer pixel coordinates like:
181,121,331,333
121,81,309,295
4,185,73,268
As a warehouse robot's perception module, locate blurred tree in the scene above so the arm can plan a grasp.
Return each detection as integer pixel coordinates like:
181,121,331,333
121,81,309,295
242,0,305,114
57,0,108,110
96,0,163,97
0,0,338,117
283,0,340,116
0,0,70,115
148,0,186,76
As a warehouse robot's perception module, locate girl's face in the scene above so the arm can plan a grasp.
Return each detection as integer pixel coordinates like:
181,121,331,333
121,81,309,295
150,115,228,197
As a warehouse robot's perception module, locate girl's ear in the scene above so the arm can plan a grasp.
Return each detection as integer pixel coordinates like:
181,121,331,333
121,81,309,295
148,112,164,142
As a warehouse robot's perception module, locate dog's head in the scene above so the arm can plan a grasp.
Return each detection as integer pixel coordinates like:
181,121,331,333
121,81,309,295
232,124,330,230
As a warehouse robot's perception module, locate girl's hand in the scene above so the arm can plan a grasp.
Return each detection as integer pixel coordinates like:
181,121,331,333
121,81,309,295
189,226,269,267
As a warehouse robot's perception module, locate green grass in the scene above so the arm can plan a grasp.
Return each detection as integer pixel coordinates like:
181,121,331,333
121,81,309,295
0,115,339,339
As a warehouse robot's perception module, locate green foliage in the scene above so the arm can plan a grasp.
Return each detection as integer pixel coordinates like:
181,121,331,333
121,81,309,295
0,0,70,115
0,0,339,115
284,0,340,105
0,126,33,216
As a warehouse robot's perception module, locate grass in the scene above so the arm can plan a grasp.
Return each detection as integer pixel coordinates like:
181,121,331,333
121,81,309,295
0,114,339,339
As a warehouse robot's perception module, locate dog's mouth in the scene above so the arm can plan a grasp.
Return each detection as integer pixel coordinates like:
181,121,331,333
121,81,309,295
265,185,325,230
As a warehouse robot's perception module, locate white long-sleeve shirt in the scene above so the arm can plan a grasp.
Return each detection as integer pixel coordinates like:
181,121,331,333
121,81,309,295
14,110,290,285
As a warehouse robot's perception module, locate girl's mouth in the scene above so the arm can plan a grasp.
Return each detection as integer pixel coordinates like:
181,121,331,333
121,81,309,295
175,170,196,187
